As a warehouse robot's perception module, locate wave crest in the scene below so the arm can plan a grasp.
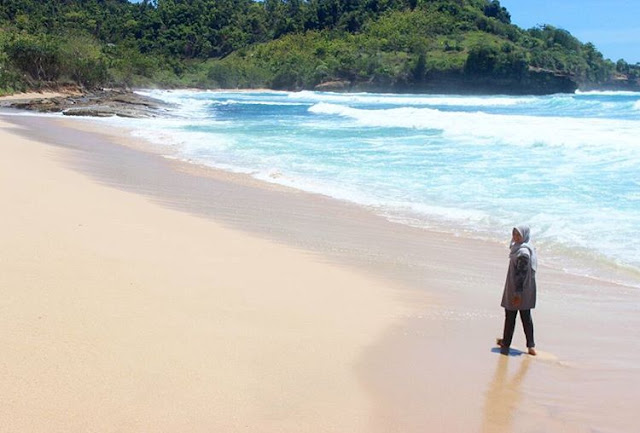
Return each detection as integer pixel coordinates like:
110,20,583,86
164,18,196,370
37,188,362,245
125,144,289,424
308,102,640,149
292,90,533,107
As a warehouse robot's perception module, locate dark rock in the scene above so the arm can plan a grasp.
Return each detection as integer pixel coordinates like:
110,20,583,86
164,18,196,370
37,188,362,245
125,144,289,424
349,68,579,95
63,108,118,117
579,76,640,92
1,89,173,118
315,81,350,91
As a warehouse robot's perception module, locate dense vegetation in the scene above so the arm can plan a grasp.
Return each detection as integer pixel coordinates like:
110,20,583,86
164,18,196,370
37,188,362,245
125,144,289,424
0,0,638,94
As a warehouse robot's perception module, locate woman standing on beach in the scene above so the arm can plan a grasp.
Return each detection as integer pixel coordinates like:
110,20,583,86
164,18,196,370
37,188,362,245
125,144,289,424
498,225,537,356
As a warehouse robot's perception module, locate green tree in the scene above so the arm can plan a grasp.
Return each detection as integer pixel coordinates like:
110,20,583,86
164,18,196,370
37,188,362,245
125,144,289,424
464,44,498,75
483,0,510,24
5,34,62,81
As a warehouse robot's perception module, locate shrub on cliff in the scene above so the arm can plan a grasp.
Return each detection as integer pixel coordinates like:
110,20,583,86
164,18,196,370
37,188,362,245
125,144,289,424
4,33,62,82
0,32,26,94
58,35,109,88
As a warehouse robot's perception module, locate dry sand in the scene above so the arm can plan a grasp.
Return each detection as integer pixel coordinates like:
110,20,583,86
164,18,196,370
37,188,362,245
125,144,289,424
0,91,68,101
1,112,639,432
0,117,413,432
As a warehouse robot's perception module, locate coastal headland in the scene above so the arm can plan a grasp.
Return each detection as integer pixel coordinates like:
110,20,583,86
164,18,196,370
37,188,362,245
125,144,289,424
1,105,638,432
2,1,640,98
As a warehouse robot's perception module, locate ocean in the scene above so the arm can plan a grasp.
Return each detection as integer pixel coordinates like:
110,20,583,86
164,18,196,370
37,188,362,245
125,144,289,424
117,89,640,286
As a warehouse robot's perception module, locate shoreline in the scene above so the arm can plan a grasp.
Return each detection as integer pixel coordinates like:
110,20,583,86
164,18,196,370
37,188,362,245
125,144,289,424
124,88,640,290
44,100,640,292
2,111,639,432
13,110,633,293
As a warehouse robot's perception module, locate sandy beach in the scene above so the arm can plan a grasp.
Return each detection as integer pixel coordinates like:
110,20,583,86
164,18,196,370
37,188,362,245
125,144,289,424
0,115,415,432
1,110,639,432
0,91,67,100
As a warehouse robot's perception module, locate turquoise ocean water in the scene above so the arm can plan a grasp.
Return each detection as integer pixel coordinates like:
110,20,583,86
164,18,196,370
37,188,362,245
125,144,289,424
126,89,640,285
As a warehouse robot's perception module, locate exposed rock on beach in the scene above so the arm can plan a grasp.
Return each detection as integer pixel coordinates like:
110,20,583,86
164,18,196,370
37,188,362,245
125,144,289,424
1,89,171,118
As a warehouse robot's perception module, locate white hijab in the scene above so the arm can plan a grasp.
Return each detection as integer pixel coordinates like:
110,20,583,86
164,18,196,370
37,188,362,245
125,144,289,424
510,225,537,272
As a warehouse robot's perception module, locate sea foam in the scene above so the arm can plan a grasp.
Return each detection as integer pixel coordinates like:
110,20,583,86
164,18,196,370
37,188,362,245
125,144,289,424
288,90,533,107
119,90,640,281
308,102,640,150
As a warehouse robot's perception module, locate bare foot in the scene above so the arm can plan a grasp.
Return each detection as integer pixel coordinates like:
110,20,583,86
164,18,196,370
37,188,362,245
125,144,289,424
528,348,537,356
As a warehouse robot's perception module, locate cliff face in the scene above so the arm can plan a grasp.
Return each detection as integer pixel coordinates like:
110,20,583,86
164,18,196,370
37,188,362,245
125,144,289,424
320,69,578,95
413,70,577,95
578,76,640,92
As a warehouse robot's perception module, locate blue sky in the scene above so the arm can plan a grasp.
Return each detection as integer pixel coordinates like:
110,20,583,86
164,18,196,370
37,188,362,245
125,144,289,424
500,0,640,63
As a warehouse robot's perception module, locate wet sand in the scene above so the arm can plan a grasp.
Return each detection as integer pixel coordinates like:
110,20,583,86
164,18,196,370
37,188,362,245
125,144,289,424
1,111,638,432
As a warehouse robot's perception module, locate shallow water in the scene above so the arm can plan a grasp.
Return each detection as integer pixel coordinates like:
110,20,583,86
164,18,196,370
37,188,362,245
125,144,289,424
106,89,640,286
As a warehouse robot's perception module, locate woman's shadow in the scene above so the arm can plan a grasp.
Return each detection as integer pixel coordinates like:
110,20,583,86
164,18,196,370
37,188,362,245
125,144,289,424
492,346,527,357
480,352,531,432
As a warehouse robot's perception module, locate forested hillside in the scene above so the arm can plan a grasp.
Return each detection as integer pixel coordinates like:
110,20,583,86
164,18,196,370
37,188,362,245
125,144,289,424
1,0,638,94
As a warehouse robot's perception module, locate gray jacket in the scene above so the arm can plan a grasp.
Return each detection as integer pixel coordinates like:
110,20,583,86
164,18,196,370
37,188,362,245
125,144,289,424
501,246,537,310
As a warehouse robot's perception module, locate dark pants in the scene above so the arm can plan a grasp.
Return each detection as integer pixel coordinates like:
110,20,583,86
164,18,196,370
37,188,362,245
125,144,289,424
502,309,535,348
